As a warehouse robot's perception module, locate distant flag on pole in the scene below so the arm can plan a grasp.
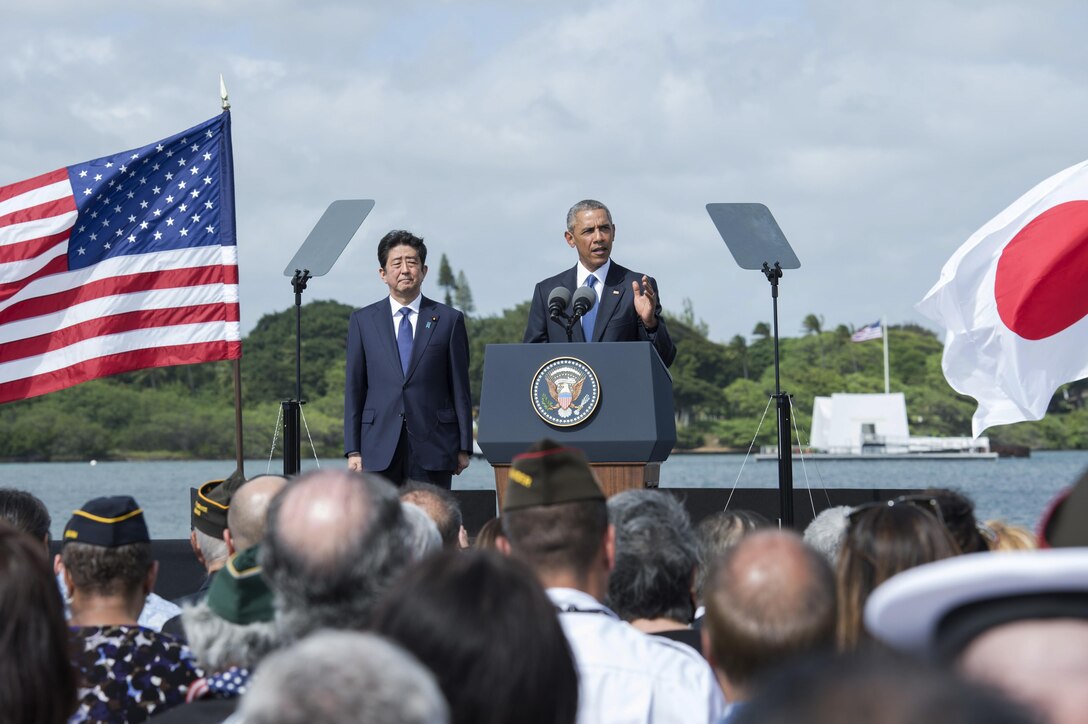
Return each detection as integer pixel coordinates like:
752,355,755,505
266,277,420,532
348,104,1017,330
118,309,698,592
0,112,241,404
851,320,883,342
916,158,1088,437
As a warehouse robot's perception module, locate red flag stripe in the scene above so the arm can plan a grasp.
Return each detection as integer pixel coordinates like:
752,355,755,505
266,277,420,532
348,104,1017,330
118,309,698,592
0,340,242,405
0,256,69,304
0,320,242,383
0,231,71,266
0,303,240,364
0,168,68,205
0,263,239,325
0,195,77,230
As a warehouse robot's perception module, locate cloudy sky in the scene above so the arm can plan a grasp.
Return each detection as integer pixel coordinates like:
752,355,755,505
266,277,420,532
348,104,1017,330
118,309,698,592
4,0,1088,345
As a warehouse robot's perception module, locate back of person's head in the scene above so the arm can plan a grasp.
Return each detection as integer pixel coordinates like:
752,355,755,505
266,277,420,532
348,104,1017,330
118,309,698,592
238,630,449,724
401,502,442,560
694,509,771,601
500,440,608,582
802,505,851,565
61,541,153,598
373,550,578,724
260,469,412,640
0,488,51,543
703,529,836,697
182,546,277,673
193,527,230,568
0,522,77,724
227,474,287,552
473,517,503,550
924,487,989,554
502,499,608,580
734,650,1036,724
606,489,697,624
837,500,959,650
400,481,463,549
985,519,1037,551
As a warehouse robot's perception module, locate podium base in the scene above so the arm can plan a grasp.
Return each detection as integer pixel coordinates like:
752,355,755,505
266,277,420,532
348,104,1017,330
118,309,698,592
493,462,660,509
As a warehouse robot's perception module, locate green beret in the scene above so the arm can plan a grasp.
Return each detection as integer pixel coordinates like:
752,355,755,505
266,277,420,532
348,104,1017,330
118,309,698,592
502,439,604,513
205,545,275,625
191,469,246,539
64,495,150,547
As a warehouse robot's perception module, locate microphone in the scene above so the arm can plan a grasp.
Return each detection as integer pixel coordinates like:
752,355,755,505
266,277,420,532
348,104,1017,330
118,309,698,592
571,285,597,319
547,287,572,321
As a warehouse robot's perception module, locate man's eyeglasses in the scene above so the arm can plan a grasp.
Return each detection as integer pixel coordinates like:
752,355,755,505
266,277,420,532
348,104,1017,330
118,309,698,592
846,495,945,526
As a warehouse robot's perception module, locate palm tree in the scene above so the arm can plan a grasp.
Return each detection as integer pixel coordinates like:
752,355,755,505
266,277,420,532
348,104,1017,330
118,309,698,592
801,314,824,336
752,321,771,340
729,334,749,379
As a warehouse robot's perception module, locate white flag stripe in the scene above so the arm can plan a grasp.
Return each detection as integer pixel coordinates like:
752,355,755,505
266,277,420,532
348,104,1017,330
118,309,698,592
0,178,73,220
0,210,76,250
0,320,241,384
0,245,230,314
0,283,239,345
0,241,69,284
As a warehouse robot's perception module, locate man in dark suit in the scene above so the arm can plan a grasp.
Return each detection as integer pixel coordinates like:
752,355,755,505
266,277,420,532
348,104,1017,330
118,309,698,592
344,230,472,488
523,199,677,367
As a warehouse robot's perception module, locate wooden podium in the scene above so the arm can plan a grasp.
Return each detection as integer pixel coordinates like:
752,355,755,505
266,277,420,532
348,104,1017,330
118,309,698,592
492,461,661,508
477,342,674,507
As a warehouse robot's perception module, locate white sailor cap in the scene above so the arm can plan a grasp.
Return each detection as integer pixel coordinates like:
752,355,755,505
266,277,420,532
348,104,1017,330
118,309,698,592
864,548,1088,662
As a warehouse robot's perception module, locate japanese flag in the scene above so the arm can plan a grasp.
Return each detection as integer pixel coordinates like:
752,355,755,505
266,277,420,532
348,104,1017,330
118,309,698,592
917,159,1088,437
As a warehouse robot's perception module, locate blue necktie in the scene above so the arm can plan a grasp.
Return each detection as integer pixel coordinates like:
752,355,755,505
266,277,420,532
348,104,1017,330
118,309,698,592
397,307,413,376
581,275,598,341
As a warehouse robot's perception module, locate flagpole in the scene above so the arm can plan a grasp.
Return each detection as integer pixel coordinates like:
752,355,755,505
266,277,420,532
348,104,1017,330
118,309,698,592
882,315,890,394
220,74,244,476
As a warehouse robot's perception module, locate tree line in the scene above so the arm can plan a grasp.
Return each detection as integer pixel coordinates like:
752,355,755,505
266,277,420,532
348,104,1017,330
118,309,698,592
1,299,1086,462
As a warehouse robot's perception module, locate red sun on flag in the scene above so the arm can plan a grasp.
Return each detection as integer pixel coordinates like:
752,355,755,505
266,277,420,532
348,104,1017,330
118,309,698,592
995,200,1088,340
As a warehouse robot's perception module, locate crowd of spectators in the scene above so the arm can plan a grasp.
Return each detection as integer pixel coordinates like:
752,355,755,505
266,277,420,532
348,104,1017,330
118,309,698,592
1,450,1086,723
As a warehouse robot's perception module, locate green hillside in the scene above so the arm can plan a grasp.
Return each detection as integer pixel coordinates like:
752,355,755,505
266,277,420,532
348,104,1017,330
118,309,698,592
1,300,1085,461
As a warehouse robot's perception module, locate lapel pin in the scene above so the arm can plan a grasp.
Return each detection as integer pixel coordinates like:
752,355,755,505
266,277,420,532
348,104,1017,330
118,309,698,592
426,316,437,329
612,289,621,295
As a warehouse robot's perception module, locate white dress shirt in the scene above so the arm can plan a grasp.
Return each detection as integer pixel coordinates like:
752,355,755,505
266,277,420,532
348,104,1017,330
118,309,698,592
548,587,726,724
576,259,611,290
389,294,422,339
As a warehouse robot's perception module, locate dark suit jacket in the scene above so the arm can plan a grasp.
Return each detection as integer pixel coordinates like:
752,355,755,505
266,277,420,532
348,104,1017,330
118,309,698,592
344,295,472,473
523,261,677,367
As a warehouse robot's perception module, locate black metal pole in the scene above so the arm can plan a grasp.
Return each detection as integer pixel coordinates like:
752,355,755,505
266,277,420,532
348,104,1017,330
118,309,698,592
283,270,310,476
764,262,794,528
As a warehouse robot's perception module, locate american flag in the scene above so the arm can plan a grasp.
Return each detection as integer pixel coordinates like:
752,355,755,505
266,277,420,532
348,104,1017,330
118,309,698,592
851,320,883,342
0,112,241,404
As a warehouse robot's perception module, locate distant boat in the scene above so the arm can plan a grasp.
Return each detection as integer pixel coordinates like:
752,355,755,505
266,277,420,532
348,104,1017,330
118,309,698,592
758,392,998,461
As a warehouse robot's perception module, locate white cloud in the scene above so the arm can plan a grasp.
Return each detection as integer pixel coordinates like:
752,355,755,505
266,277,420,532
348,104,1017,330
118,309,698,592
3,0,1088,353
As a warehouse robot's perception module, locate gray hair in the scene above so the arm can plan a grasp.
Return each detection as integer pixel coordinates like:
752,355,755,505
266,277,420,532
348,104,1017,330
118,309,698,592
180,601,278,672
802,506,851,565
260,470,413,643
194,528,230,568
401,502,442,561
238,630,449,724
606,489,697,624
566,199,612,231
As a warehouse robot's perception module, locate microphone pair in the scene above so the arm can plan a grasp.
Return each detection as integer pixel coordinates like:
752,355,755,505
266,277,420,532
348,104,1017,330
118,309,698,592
548,286,596,321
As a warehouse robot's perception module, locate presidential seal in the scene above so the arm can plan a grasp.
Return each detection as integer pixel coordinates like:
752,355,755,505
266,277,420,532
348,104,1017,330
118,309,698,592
531,357,600,427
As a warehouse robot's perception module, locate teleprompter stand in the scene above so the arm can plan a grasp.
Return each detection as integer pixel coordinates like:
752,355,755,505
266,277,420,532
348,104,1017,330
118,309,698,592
281,200,374,475
706,203,801,527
